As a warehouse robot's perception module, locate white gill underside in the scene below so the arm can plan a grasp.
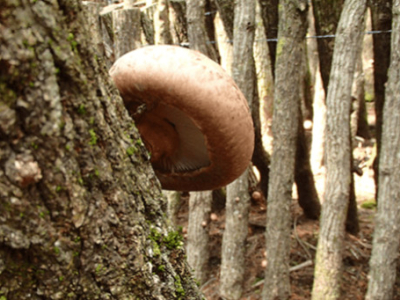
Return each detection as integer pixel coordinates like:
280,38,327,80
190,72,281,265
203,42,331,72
160,104,210,173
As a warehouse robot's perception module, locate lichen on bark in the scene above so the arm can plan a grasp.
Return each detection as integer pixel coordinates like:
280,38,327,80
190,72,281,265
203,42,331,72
0,0,202,298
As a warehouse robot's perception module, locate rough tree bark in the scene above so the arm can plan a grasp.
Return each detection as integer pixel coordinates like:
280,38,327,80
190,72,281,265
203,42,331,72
369,0,392,200
366,1,400,298
169,0,188,45
154,0,173,45
215,0,270,198
219,1,255,299
311,0,366,298
258,0,279,76
0,0,202,299
214,0,234,41
186,191,212,284
186,0,218,61
262,1,308,299
254,0,274,149
184,0,216,286
312,0,360,234
312,0,345,93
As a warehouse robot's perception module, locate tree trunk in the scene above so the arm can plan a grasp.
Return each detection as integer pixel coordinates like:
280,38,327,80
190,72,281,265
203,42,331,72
311,1,366,298
186,191,212,284
0,0,202,298
295,114,321,220
186,0,218,61
112,7,142,58
258,0,279,76
312,0,345,93
262,1,308,299
169,0,188,45
154,0,173,45
369,0,392,200
214,0,234,40
254,0,274,153
219,1,255,299
184,0,217,287
366,1,400,297
220,170,251,300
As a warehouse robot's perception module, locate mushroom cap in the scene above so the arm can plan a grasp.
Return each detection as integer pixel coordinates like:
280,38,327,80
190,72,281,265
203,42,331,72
110,45,254,191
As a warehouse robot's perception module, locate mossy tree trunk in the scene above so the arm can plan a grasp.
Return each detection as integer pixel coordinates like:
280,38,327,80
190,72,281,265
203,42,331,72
0,0,201,299
311,0,366,298
262,1,308,299
366,1,400,297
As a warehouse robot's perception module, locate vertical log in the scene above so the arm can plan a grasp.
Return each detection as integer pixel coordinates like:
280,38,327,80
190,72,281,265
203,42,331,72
219,0,256,299
186,191,212,284
311,0,366,298
262,1,308,299
366,1,400,298
112,7,142,58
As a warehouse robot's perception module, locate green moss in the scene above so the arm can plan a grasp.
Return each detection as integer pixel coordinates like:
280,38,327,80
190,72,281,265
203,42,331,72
0,83,17,106
157,265,165,272
365,92,374,102
78,104,86,115
174,275,185,299
89,129,97,145
361,200,376,209
126,146,138,156
67,33,78,52
276,37,286,57
54,247,60,255
95,264,103,273
163,227,184,250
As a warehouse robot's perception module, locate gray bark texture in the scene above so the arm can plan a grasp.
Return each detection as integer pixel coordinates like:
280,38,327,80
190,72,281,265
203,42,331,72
311,0,366,298
219,1,256,299
258,0,279,76
214,0,235,40
366,1,400,298
369,0,392,200
219,170,250,300
0,0,202,299
262,1,308,299
186,0,218,61
184,0,216,287
154,0,173,45
186,191,212,285
112,8,142,58
312,0,345,93
169,0,188,45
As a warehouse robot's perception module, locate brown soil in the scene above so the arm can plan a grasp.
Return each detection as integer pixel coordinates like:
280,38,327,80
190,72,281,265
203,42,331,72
176,111,400,299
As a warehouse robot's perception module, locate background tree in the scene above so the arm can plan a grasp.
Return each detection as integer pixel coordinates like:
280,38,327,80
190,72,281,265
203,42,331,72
219,0,255,298
369,0,392,199
0,0,202,298
184,0,217,285
311,0,366,298
262,0,308,299
366,1,400,297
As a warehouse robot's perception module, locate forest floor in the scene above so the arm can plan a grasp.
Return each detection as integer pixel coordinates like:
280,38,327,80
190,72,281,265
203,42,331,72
176,104,400,299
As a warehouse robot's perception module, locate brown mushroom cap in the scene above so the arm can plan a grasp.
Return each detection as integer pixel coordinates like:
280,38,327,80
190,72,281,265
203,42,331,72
110,45,254,191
